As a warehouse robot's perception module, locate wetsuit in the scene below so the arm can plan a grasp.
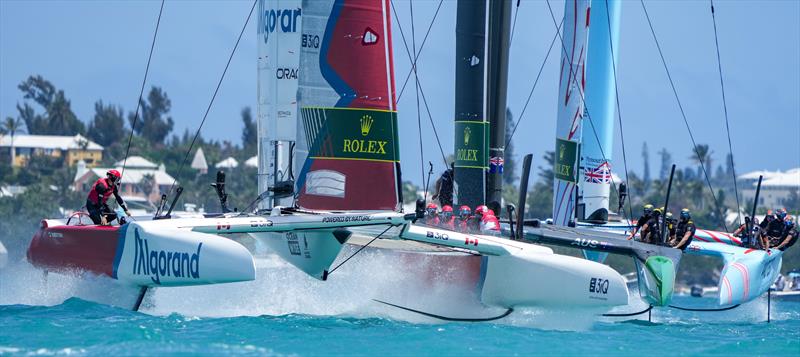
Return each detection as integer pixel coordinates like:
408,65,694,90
641,213,662,244
673,219,696,250
765,218,786,246
433,169,454,207
776,226,798,251
631,213,652,238
86,177,127,225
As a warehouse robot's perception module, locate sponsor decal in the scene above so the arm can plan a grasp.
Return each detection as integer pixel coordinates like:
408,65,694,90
259,7,301,43
469,55,480,67
276,68,299,79
464,237,479,247
286,232,301,256
302,34,320,49
250,220,273,228
362,27,379,46
454,121,488,169
589,277,609,294
571,238,599,248
132,228,201,285
48,232,63,238
301,107,399,162
278,110,292,118
321,215,371,223
425,231,449,241
555,138,579,183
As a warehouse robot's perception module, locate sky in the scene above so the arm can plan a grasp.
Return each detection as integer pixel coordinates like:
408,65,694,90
1,0,798,188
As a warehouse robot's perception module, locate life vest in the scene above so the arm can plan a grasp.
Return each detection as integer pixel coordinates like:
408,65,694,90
480,215,501,234
675,219,696,248
87,178,114,205
424,216,441,226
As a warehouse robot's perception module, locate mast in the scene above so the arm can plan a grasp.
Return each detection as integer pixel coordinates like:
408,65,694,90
257,0,302,208
552,0,590,226
486,0,513,216
454,0,489,210
579,0,621,223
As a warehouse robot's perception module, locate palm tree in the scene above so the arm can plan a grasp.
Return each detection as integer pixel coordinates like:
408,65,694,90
690,144,713,181
2,117,26,165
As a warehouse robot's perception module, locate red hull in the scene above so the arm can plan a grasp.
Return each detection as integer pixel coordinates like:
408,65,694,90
27,222,121,278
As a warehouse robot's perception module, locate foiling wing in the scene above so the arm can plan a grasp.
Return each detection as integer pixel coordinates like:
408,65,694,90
295,0,401,211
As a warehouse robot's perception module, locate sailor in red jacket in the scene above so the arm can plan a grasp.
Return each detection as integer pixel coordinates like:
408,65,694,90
86,169,131,225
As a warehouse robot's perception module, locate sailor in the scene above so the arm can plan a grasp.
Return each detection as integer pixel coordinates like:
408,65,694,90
432,163,455,207
480,210,501,235
763,208,787,249
439,205,455,230
628,204,654,240
455,205,472,232
471,205,489,232
424,203,440,226
639,208,662,244
665,212,677,242
86,169,131,225
772,216,797,251
669,209,696,250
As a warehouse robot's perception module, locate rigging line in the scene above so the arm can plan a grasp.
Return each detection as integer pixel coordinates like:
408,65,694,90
120,0,165,178
710,0,742,226
508,0,521,46
544,0,625,207
394,0,445,101
163,0,257,200
326,225,393,276
390,1,447,167
409,0,426,183
639,0,728,231
604,0,634,222
505,17,563,147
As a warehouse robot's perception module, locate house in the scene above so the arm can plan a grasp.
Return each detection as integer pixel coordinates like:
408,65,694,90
0,134,103,167
73,156,177,205
215,157,239,169
740,168,800,209
245,155,258,168
191,148,208,174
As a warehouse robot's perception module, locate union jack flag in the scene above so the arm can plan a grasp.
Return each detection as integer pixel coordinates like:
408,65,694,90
489,156,504,174
584,162,611,184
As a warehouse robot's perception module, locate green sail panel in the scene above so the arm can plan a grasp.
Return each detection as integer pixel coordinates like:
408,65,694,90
454,121,489,169
301,107,399,163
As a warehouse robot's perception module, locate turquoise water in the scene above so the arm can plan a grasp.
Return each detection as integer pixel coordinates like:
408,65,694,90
1,254,799,356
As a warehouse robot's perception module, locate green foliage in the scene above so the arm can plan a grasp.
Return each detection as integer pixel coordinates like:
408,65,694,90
87,101,127,147
241,107,257,157
129,86,174,145
17,75,85,135
0,183,62,262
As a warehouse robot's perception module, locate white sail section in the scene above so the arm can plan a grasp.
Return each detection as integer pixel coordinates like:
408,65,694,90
552,0,590,227
257,0,302,208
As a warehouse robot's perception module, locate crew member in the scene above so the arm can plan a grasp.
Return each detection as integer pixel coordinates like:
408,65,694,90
628,204,654,240
471,205,489,232
763,208,787,249
665,212,677,242
455,205,472,233
432,164,454,207
639,208,662,244
670,208,696,250
772,216,797,251
439,205,455,230
480,210,501,235
424,203,440,226
86,169,131,225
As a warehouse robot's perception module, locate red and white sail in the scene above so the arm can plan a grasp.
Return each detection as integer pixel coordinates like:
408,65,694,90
295,0,400,211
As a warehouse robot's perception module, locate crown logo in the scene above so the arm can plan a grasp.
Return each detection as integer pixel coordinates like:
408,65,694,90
559,143,565,160
464,126,472,145
360,115,374,136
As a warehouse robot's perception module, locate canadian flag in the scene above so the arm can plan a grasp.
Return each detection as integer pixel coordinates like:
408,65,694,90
464,237,479,247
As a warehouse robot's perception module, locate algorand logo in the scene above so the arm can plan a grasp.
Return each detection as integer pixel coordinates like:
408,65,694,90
132,228,202,285
259,7,301,43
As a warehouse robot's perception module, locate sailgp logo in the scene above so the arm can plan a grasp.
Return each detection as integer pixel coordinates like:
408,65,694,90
132,229,202,285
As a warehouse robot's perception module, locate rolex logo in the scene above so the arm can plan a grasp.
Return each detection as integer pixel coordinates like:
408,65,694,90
559,143,565,160
360,115,374,136
464,126,472,145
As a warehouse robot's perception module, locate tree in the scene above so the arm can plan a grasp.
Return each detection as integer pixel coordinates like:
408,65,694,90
2,117,26,165
130,86,174,145
690,144,713,181
17,75,84,135
141,173,156,204
241,107,257,155
87,101,127,147
642,142,651,189
503,108,516,185
658,148,672,180
538,151,555,188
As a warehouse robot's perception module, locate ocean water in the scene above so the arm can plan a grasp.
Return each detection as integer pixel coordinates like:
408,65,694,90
1,252,798,356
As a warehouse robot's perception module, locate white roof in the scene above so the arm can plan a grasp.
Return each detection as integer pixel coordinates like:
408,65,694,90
191,148,208,170
0,134,102,151
737,170,784,181
245,155,258,168
215,157,239,169
760,170,800,187
84,167,176,186
114,156,158,169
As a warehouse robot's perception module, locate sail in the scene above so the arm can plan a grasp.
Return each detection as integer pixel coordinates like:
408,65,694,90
257,0,302,208
295,0,400,211
580,0,621,223
552,0,591,226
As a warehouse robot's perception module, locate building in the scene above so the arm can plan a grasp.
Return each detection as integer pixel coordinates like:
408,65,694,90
0,134,103,167
190,148,208,174
215,157,239,169
740,168,800,210
73,156,177,205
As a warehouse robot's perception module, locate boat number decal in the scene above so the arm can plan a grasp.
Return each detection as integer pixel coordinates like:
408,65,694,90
465,237,479,247
426,231,449,241
286,232,301,256
48,232,63,239
250,220,273,228
322,215,371,223
216,223,231,231
132,228,202,285
571,238,598,248
589,278,609,294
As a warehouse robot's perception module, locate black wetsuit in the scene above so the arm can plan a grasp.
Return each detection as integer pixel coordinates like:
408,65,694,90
765,218,786,245
641,213,662,244
673,219,696,250
778,226,798,251
435,169,454,207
